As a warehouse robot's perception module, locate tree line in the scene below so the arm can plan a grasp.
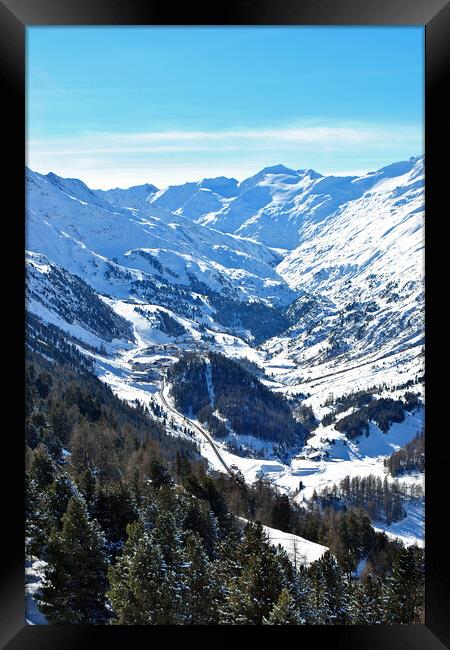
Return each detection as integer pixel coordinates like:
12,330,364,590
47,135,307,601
384,429,425,476
312,474,423,526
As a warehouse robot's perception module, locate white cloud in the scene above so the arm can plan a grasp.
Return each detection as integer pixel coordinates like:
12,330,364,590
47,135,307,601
30,122,421,152
27,121,423,188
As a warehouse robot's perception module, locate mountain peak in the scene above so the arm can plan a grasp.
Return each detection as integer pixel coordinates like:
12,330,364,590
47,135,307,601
199,176,239,198
296,168,323,180
125,182,159,193
46,171,90,191
374,156,423,180
260,164,298,176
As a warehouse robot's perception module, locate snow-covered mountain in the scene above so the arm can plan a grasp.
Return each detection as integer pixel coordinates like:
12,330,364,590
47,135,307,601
25,157,424,523
26,157,424,384
148,176,239,220
95,182,159,211
26,167,298,345
26,168,284,298
143,157,423,252
264,156,424,390
26,251,135,353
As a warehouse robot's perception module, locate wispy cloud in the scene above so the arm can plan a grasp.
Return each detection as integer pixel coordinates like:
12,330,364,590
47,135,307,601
30,122,421,153
27,121,423,188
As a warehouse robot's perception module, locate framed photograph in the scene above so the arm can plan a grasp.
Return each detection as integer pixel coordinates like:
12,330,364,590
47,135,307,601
1,0,448,646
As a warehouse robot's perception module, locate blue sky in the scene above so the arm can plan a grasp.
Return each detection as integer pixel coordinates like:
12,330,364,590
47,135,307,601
27,26,424,189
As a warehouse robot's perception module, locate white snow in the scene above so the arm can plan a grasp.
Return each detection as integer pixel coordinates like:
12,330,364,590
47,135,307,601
373,498,425,548
239,518,328,566
25,559,48,625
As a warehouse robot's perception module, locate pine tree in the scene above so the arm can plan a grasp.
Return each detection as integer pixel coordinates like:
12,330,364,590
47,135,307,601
39,496,109,624
77,467,97,512
29,445,57,490
275,548,313,623
148,457,173,489
152,505,184,570
210,529,243,624
271,494,292,532
226,522,286,624
350,573,383,624
25,474,48,559
307,557,334,624
92,481,138,550
40,428,63,463
383,546,424,623
264,588,302,625
182,532,219,624
49,402,73,447
45,473,78,531
175,451,192,482
35,371,53,398
180,492,219,558
197,475,234,536
107,520,178,624
309,551,351,624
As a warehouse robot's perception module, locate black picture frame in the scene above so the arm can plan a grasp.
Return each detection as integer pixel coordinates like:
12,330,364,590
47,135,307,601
1,0,448,647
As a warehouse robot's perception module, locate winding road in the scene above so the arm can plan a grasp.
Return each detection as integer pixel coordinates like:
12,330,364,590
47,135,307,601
160,381,233,476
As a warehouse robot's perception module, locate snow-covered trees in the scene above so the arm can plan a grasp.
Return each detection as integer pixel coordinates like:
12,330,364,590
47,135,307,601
225,521,287,624
182,532,219,624
28,462,425,626
107,520,177,624
335,397,406,439
384,429,425,476
91,481,138,553
29,444,57,490
315,474,414,525
350,574,383,624
309,551,351,624
39,496,109,624
383,545,425,624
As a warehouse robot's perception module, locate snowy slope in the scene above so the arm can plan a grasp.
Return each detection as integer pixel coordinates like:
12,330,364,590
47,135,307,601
149,176,239,220
373,497,424,548
25,157,424,404
239,518,328,566
260,156,424,392
278,157,424,295
161,158,424,252
95,182,159,211
262,523,328,566
26,251,135,352
26,168,294,308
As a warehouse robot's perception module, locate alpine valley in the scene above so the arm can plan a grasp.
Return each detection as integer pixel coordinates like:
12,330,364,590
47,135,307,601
25,156,425,623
